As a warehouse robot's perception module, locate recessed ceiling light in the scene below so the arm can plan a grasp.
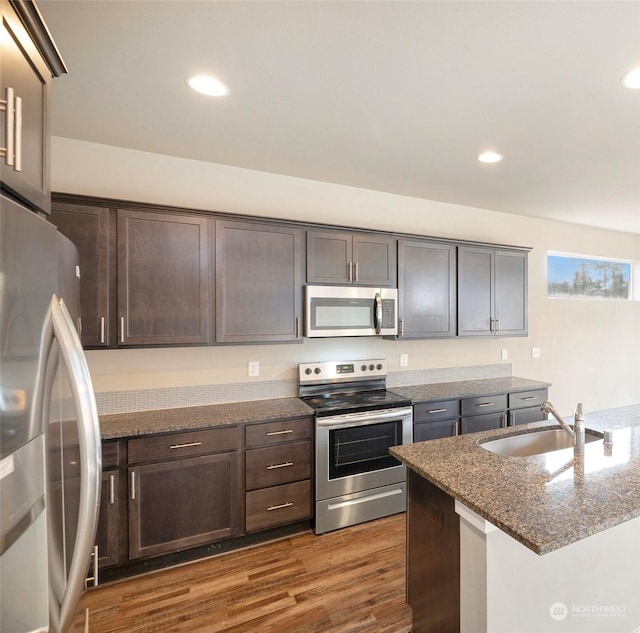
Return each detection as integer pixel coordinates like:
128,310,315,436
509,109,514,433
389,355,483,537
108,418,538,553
621,67,640,90
186,75,230,97
477,151,503,164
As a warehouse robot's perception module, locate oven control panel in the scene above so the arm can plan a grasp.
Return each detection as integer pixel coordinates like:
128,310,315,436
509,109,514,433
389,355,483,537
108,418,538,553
299,359,387,384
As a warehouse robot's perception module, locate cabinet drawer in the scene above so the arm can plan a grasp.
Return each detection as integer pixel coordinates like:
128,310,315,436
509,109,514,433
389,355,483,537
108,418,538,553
460,394,507,417
508,389,548,410
413,400,459,422
101,441,119,469
128,426,238,465
246,480,311,533
246,441,311,491
245,417,311,448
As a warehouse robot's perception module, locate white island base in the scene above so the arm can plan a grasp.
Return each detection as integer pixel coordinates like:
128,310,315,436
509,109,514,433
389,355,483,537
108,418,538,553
457,502,640,633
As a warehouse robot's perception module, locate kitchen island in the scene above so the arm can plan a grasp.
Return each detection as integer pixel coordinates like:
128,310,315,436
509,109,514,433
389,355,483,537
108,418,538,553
391,405,640,633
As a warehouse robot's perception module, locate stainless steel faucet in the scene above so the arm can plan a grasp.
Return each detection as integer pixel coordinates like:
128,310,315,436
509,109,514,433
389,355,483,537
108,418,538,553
541,400,585,446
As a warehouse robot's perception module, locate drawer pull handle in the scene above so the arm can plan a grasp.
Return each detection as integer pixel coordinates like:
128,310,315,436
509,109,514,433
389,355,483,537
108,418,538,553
267,502,293,512
170,441,202,450
267,461,294,470
477,402,494,408
428,408,447,414
266,429,293,436
521,396,538,401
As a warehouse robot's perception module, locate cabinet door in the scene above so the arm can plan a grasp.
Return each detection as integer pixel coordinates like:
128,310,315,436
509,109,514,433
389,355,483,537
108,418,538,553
117,209,212,345
50,202,112,347
352,234,397,287
460,412,506,434
306,230,352,284
494,250,527,336
414,419,458,442
96,470,120,568
509,406,547,426
458,246,493,336
0,2,53,212
216,220,302,343
398,240,456,338
128,452,240,560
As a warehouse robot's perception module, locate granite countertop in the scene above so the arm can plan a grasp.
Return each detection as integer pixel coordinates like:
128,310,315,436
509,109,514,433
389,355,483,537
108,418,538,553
391,404,640,555
391,376,550,403
99,397,314,440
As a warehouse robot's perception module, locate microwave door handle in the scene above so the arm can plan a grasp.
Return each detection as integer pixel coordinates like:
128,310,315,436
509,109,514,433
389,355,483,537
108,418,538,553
374,292,382,334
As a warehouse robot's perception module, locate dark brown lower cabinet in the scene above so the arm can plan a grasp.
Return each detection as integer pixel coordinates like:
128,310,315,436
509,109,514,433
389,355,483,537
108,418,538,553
407,469,460,633
96,469,120,568
128,451,241,560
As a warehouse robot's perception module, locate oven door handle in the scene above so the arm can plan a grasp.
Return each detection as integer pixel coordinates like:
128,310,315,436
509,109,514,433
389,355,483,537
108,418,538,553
374,292,382,334
316,407,412,429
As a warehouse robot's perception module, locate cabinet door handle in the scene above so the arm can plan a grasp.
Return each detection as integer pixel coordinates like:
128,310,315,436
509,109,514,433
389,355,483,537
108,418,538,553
267,502,293,511
399,318,404,337
453,421,459,435
130,471,136,500
120,317,125,343
428,408,448,414
354,261,359,282
347,261,352,283
295,317,299,338
266,429,293,436
501,414,507,428
100,317,105,344
267,461,294,470
109,474,115,504
170,441,202,450
476,402,495,408
0,87,15,167
495,318,501,334
13,95,22,172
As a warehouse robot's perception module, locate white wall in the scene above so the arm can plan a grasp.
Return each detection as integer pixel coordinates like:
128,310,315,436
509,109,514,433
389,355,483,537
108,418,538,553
52,137,640,415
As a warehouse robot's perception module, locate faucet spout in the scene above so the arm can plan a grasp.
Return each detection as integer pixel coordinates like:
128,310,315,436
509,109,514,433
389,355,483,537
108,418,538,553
541,400,576,441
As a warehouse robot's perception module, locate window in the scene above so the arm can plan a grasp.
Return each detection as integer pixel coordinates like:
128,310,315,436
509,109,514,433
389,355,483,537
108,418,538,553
547,253,632,300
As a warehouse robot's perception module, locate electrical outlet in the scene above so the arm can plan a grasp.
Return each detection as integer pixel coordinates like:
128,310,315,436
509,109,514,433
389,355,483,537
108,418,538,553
531,347,541,359
248,361,259,377
501,349,508,361
400,353,408,367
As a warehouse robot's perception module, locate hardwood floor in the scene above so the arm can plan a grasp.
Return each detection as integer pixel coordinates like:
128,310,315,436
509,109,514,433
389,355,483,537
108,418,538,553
80,514,412,633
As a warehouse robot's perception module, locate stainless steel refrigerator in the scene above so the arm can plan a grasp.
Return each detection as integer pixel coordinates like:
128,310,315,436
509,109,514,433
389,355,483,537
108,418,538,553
0,195,101,633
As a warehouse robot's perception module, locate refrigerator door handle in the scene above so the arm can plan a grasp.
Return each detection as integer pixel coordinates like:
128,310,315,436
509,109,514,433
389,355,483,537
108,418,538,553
47,296,101,633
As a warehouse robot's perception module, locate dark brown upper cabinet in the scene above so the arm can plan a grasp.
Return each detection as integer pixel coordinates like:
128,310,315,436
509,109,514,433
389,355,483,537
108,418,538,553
397,239,456,338
117,209,212,345
215,219,303,343
306,230,397,287
1,0,66,214
50,200,113,348
458,246,528,337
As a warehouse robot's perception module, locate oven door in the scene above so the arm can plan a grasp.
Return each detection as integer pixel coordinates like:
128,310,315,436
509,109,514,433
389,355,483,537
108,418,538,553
315,407,412,502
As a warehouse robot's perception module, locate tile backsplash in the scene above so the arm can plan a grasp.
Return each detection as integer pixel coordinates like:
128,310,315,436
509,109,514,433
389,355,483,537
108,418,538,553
95,363,512,415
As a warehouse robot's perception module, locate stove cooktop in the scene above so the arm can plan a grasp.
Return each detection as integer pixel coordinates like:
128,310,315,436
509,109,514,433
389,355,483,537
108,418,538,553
300,388,411,417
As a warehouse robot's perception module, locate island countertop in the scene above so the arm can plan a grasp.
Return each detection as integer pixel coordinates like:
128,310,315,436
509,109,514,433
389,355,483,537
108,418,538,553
390,404,640,555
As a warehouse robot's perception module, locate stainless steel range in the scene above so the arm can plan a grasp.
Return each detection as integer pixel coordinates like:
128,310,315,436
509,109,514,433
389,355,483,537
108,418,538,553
299,359,413,535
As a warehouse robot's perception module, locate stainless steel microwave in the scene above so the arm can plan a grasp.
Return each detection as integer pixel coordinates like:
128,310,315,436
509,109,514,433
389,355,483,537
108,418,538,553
304,285,398,337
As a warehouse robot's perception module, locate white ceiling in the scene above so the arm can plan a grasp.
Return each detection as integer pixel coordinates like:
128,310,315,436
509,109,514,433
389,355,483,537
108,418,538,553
38,0,640,235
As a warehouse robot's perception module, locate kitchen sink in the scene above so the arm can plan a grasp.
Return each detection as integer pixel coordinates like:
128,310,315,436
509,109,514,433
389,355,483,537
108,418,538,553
477,427,602,457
